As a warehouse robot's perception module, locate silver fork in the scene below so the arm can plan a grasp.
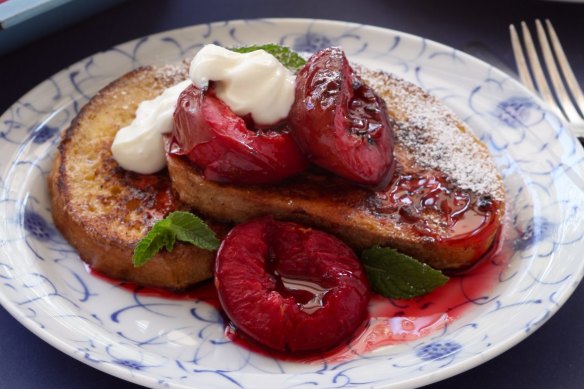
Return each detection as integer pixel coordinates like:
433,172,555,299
509,19,584,139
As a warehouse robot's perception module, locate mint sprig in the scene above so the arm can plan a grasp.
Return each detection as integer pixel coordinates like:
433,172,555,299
361,246,449,299
133,211,220,267
231,44,306,72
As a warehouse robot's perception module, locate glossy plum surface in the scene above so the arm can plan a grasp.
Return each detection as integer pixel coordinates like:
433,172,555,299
214,217,370,353
289,47,395,188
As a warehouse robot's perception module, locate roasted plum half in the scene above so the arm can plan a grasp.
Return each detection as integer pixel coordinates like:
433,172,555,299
289,47,395,188
214,217,370,353
171,85,308,185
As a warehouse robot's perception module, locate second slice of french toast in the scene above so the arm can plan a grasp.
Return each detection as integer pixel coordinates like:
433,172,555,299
167,67,505,270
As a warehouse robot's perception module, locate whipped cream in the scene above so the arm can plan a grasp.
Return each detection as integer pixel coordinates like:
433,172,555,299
189,44,296,125
111,79,191,174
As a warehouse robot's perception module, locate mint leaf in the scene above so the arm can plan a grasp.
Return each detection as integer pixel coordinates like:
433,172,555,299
165,211,220,250
132,211,220,267
232,44,306,72
361,246,449,299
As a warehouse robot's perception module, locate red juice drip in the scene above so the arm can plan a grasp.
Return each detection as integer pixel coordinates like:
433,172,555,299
337,224,511,363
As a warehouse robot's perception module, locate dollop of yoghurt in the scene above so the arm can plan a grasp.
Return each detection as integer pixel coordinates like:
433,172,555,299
189,44,296,125
111,79,191,174
111,44,296,174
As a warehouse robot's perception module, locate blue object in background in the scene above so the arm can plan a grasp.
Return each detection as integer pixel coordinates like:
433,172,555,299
0,0,127,54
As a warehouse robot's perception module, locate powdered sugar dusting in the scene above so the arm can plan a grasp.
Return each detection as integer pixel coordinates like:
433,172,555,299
359,67,503,201
154,61,190,84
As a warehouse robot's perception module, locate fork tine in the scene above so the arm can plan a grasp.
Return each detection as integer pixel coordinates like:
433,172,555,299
519,21,561,115
545,19,584,118
535,19,582,122
510,24,537,92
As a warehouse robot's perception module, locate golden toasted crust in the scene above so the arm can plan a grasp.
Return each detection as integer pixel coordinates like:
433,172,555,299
49,64,220,290
167,67,505,270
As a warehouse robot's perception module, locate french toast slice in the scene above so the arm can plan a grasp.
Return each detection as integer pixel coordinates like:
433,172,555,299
167,67,505,270
49,64,223,290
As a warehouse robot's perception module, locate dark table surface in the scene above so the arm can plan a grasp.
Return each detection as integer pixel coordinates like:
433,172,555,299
1,0,583,388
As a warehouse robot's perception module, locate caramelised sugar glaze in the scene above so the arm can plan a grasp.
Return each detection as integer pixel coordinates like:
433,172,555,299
370,167,500,243
121,170,177,216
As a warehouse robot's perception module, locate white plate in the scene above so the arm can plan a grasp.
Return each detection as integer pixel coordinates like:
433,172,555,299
1,18,584,389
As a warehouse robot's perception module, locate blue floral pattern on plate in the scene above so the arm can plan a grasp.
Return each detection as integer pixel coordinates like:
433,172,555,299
1,18,584,389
